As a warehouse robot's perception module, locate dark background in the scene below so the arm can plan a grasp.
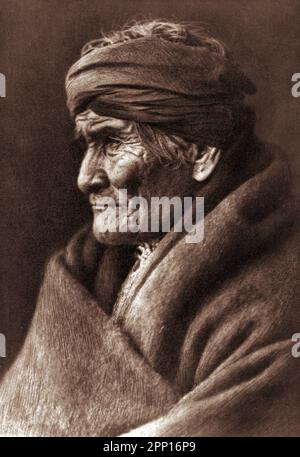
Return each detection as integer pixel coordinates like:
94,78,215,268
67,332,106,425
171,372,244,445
1,0,300,375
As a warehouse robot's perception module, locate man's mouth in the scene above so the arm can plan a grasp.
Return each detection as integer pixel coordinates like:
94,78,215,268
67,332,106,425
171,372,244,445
89,191,140,216
91,201,139,217
89,192,119,211
92,202,120,212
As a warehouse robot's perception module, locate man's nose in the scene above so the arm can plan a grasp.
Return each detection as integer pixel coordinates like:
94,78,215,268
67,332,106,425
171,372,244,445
77,149,110,194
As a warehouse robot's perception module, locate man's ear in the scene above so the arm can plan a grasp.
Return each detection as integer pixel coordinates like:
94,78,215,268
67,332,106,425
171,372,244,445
192,145,222,182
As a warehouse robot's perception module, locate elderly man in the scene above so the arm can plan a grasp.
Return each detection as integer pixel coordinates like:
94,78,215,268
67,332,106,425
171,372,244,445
0,20,299,437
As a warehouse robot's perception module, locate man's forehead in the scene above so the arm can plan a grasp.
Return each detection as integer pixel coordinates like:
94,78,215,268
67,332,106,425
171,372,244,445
75,109,132,137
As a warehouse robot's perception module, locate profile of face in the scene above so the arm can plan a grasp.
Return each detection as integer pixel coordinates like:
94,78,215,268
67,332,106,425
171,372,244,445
75,109,221,245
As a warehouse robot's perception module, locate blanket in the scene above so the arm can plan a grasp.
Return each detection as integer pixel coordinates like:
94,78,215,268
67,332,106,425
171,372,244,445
0,132,299,436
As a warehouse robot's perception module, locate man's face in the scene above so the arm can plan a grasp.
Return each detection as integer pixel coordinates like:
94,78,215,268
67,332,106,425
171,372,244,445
75,109,195,245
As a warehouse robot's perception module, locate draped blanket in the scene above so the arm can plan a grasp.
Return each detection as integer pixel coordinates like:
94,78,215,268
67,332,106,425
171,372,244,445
0,136,300,436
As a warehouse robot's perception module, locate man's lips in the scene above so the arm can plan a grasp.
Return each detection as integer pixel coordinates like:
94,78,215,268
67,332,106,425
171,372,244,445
92,202,120,213
90,199,139,217
89,192,140,215
89,192,118,207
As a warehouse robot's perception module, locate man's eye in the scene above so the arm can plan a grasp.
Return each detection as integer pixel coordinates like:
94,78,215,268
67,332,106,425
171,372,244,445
108,136,122,146
103,136,122,155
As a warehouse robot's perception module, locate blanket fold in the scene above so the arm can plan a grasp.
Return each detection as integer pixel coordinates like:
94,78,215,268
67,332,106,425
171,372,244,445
0,136,299,436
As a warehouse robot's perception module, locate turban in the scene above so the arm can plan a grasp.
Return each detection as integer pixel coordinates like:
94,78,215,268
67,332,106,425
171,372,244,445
66,37,255,146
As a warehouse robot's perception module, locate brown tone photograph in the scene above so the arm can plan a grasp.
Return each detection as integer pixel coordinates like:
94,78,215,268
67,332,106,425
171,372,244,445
0,0,300,437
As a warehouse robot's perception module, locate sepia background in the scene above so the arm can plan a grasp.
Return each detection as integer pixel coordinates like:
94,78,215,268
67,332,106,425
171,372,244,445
1,0,300,376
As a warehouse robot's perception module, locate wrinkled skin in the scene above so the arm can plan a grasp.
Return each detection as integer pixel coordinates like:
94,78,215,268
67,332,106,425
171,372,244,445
75,109,197,245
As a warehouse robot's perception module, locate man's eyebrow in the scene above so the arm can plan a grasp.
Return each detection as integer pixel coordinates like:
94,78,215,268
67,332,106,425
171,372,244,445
74,124,105,141
74,121,125,140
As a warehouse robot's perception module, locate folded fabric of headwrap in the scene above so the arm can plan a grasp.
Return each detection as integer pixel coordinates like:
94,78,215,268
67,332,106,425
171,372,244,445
65,37,256,147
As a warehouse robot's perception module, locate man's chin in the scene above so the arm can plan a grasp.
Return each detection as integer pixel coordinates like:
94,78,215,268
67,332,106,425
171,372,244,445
92,224,158,246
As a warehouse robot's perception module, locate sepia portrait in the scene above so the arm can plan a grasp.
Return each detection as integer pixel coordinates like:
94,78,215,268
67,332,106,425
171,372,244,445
1,0,300,437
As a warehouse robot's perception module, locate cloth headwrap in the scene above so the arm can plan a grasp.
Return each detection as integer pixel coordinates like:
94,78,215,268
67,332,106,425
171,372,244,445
66,37,256,146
